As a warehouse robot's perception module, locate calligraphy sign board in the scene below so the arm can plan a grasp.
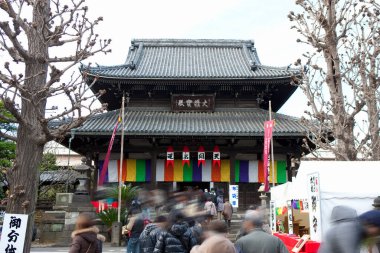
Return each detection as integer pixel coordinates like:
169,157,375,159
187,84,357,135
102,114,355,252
269,200,277,232
307,172,322,241
171,94,215,112
0,214,29,253
229,185,239,208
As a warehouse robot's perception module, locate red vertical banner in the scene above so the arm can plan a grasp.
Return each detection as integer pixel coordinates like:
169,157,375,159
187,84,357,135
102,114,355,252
263,120,274,192
166,146,174,167
182,146,190,166
198,146,205,167
99,115,121,185
212,146,221,167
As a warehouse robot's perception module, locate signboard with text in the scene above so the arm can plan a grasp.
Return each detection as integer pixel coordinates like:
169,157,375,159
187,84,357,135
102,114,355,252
229,185,239,208
171,94,215,112
0,213,29,253
307,172,322,241
269,200,277,232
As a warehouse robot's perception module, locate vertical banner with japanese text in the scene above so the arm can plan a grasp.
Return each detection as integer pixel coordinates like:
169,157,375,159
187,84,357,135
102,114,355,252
307,172,322,241
287,200,294,234
229,185,239,208
263,120,274,192
0,214,29,253
269,200,277,232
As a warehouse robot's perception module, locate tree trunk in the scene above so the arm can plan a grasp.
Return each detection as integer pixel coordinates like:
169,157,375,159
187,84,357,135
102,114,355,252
6,1,50,252
323,1,357,160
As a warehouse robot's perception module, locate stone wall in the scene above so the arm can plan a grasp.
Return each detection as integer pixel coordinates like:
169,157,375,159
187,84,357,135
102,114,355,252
38,211,109,246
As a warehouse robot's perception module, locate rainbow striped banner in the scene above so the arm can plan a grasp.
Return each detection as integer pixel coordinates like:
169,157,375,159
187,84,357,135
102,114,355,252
98,159,151,183
156,159,230,182
98,159,287,183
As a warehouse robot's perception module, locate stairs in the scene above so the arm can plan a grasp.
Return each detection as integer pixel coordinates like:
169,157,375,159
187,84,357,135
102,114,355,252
226,212,244,242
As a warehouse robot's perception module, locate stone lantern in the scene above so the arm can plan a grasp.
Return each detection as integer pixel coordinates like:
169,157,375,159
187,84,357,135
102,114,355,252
73,157,92,195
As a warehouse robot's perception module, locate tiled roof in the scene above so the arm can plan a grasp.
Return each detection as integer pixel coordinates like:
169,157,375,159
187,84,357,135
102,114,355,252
73,107,307,137
84,39,298,80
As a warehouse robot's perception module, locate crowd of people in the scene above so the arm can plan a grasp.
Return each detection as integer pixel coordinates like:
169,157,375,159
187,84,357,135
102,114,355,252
69,188,380,253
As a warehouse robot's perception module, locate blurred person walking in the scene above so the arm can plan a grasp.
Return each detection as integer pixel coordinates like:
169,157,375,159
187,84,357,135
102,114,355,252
154,210,198,253
318,206,380,253
204,198,217,223
69,213,104,253
124,210,145,253
140,215,168,253
216,194,224,220
235,210,288,253
222,199,233,228
191,220,236,253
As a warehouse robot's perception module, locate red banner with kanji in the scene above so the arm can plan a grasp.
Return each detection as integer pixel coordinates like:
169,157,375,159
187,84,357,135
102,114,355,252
166,146,174,167
212,146,220,167
182,146,190,166
263,120,274,192
198,146,205,167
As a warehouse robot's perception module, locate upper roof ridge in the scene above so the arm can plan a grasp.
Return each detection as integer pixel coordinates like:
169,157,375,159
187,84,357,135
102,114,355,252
130,38,255,47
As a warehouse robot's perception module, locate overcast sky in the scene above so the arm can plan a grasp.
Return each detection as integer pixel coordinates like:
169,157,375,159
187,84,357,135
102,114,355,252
78,0,308,117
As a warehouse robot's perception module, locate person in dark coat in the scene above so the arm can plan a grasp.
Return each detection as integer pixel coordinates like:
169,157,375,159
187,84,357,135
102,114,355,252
153,210,198,253
70,214,104,253
140,215,168,253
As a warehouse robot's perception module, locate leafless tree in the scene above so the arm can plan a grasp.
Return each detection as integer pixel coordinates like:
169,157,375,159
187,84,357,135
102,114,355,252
0,0,110,250
289,0,379,160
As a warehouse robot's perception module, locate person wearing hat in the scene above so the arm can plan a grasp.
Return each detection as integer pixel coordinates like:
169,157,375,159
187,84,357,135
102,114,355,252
235,210,288,253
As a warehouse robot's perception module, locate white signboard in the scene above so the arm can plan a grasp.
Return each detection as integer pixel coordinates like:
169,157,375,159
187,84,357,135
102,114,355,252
307,172,322,241
287,200,294,234
269,200,277,232
229,185,239,208
0,214,29,253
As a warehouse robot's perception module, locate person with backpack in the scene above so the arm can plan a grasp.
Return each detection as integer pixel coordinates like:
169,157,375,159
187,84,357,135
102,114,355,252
204,197,217,223
153,210,198,253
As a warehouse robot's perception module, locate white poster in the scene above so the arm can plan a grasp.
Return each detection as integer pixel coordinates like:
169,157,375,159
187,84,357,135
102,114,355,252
0,214,29,253
307,172,322,241
269,200,277,232
287,200,294,234
229,185,239,208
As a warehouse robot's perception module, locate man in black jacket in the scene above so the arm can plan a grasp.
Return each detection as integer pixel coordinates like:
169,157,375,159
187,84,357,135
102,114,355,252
153,210,198,253
140,216,168,253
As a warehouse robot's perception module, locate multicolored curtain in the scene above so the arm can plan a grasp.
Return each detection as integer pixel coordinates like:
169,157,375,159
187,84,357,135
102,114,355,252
98,159,151,183
156,159,230,182
99,159,287,183
258,160,287,184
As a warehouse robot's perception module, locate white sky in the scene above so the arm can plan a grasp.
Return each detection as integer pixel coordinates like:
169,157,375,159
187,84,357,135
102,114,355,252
83,0,308,117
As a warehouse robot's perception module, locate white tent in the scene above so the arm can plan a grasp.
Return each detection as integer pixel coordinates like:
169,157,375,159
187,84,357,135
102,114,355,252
271,161,380,240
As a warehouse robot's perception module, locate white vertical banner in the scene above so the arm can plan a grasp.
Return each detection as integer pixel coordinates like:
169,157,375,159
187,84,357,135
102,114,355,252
229,185,239,208
287,200,294,234
0,214,29,253
269,200,277,232
307,172,322,241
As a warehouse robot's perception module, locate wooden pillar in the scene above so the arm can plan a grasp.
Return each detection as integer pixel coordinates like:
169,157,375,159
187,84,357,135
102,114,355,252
150,149,157,190
286,154,292,182
230,151,236,184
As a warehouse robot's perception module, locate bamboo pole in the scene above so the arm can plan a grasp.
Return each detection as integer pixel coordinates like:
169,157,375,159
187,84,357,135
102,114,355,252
117,95,125,223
